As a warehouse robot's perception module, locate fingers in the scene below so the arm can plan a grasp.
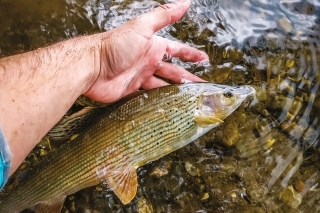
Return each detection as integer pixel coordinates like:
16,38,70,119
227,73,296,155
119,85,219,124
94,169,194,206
132,0,191,38
155,62,205,83
141,76,169,90
163,38,209,62
152,36,209,63
142,62,205,90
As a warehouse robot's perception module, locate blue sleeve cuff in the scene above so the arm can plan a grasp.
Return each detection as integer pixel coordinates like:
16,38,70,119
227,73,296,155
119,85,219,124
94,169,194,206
0,126,12,189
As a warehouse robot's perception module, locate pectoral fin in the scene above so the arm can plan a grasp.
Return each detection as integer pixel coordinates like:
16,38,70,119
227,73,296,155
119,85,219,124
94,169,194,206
31,195,66,213
194,115,224,126
106,167,138,205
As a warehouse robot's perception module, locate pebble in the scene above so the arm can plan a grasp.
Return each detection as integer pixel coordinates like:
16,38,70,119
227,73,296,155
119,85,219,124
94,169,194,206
201,192,209,202
149,157,172,177
138,197,154,213
184,161,200,177
279,185,302,209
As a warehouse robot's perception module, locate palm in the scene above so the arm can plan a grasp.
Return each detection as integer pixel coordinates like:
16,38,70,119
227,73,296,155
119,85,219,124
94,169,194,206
103,30,160,82
84,0,208,103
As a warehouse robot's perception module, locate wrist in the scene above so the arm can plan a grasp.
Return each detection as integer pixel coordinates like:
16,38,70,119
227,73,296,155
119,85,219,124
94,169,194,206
78,33,103,94
67,33,103,95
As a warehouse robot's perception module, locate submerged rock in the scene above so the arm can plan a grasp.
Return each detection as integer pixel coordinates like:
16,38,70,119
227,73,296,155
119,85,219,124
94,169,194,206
137,197,153,213
184,161,200,177
279,185,302,209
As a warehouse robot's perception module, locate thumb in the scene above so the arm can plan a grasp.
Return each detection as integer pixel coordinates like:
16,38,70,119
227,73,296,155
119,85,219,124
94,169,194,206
132,0,191,38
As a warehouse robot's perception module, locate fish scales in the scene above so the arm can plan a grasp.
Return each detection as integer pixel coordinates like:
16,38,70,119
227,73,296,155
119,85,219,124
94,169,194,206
113,91,198,167
0,85,196,211
94,86,198,171
0,83,255,212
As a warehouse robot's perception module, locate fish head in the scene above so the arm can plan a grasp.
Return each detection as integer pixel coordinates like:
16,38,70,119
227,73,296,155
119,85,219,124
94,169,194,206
194,84,256,125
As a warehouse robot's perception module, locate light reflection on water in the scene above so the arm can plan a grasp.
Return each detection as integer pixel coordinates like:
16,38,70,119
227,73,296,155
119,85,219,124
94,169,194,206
0,0,320,212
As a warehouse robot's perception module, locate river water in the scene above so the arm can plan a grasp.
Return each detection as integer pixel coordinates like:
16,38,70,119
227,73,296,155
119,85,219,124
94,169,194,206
1,0,320,212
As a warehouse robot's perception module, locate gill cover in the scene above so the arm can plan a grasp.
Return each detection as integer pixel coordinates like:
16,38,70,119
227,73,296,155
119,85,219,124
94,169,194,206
194,85,255,126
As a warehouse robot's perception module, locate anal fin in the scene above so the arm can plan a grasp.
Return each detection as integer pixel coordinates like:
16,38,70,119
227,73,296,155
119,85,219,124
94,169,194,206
106,167,138,205
30,195,66,213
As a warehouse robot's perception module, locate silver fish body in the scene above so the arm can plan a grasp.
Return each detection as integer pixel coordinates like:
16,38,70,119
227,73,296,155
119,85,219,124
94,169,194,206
0,83,255,213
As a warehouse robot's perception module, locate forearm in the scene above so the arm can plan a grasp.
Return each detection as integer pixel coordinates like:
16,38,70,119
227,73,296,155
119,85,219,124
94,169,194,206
0,34,102,174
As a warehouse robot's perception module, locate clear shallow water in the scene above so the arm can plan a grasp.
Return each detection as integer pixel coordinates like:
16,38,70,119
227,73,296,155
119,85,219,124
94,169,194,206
1,0,320,212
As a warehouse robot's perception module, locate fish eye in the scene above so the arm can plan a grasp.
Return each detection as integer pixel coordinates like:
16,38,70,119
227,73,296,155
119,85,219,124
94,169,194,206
223,91,233,98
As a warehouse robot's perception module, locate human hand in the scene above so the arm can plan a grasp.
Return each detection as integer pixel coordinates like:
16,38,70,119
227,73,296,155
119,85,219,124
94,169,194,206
84,0,209,103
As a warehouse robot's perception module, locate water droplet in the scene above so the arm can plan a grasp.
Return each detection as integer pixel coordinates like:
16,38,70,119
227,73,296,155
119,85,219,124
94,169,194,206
156,61,163,67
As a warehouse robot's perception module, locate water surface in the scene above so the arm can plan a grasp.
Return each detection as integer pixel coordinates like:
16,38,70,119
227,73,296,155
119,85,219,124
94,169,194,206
1,0,320,212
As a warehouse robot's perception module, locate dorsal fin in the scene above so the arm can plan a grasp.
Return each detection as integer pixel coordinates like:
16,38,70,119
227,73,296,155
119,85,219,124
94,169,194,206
48,90,158,141
106,167,138,204
31,195,66,213
47,106,107,141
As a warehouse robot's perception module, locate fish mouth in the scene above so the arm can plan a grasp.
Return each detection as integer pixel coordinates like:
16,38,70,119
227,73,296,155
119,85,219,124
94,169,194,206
233,85,256,98
241,86,256,96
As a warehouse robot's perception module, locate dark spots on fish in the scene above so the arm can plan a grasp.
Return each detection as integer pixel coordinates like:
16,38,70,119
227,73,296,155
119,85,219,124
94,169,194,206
157,142,159,145
178,128,181,131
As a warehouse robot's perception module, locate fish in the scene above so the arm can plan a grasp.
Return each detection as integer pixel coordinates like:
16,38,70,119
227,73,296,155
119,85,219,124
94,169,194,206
0,82,255,213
